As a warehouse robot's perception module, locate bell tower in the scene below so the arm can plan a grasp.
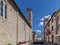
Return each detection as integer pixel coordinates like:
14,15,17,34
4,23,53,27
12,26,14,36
27,8,32,27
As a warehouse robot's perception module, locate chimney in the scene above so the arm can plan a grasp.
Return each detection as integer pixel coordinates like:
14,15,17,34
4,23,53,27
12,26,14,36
27,8,32,27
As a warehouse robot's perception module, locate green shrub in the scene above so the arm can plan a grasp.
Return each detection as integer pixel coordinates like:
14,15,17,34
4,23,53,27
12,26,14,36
7,43,12,45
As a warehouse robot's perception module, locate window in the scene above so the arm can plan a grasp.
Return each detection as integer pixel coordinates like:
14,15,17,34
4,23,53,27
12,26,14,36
29,13,31,17
59,16,60,20
52,18,53,22
52,35,54,43
0,1,7,19
48,37,50,42
28,17,30,20
0,1,3,16
58,25,60,30
48,23,50,27
52,26,53,31
5,5,7,18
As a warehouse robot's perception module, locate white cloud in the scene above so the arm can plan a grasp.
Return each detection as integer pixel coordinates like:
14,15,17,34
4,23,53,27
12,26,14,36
44,15,51,19
41,18,44,21
36,30,41,33
38,22,44,26
41,15,51,21
38,15,51,27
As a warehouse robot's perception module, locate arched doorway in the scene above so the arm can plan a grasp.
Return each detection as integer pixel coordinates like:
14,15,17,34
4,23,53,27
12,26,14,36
52,35,54,43
0,30,11,45
56,36,60,45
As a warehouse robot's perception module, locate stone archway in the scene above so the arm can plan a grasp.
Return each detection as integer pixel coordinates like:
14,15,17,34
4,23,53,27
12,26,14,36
56,36,60,44
0,30,11,45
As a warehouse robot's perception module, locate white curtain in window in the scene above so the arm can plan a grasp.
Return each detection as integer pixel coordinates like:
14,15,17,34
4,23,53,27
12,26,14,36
3,3,5,18
0,1,1,15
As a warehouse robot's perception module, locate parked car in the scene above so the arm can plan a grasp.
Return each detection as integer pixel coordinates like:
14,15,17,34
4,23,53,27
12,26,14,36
33,41,44,44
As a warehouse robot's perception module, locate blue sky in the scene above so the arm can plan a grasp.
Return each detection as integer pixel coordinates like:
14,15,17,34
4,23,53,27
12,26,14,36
15,0,60,34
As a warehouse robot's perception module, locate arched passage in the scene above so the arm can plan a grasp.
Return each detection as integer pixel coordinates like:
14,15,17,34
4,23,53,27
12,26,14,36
0,30,11,42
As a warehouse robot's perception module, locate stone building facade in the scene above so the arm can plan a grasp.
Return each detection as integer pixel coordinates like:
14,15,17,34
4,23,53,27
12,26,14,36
44,9,60,44
0,0,32,45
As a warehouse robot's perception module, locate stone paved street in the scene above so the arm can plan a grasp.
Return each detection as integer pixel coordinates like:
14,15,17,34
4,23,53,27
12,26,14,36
30,43,53,45
30,40,54,45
